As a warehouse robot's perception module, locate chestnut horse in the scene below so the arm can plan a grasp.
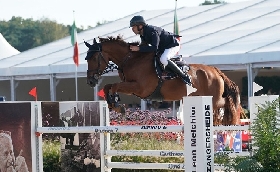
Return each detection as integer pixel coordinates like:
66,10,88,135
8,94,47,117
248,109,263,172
85,36,241,125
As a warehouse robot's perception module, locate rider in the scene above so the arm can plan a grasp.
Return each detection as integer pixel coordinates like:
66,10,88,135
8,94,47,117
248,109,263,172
129,15,191,85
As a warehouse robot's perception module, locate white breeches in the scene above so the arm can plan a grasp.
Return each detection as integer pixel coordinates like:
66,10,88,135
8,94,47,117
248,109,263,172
160,45,180,67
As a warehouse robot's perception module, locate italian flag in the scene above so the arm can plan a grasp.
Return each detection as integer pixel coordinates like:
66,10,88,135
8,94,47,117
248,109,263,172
71,20,79,66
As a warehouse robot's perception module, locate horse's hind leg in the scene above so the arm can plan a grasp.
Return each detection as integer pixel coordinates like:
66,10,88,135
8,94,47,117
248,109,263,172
223,98,240,125
213,110,223,126
188,70,207,96
189,69,225,125
223,103,233,125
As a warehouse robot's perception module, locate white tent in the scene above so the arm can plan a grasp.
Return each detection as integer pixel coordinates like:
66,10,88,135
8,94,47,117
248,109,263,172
0,33,20,59
0,0,279,101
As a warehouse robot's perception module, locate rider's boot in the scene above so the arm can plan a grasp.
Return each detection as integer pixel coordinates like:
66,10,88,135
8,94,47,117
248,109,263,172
166,60,192,86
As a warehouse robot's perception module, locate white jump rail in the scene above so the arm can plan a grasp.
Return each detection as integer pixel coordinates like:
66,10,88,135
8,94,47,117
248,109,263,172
37,125,184,133
105,150,184,157
107,162,185,170
105,150,250,157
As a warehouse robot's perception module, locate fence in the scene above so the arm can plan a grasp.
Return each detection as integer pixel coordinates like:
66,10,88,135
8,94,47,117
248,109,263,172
28,95,280,171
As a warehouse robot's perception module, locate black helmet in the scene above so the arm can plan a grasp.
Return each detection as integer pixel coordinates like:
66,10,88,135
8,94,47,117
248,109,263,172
130,16,146,27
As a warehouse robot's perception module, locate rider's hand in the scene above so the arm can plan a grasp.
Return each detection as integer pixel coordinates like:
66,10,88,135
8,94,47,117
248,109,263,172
130,45,140,51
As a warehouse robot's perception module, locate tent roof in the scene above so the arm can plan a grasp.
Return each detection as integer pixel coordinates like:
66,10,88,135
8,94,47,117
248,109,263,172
0,33,20,59
0,0,279,80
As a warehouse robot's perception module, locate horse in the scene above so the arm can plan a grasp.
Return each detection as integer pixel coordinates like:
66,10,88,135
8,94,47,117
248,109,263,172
84,35,242,125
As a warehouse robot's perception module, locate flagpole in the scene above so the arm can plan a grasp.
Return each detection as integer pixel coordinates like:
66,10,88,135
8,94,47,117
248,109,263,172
173,0,178,117
174,0,177,29
75,65,78,101
73,10,78,101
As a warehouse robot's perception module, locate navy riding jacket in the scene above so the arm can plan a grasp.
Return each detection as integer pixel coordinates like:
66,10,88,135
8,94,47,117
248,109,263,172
139,24,180,53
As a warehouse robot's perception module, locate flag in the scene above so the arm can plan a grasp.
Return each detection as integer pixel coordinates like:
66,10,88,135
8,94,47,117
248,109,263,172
71,20,79,66
173,0,180,41
29,87,37,101
98,89,105,100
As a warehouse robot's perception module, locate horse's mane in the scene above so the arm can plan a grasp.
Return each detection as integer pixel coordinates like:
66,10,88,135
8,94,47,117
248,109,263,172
98,35,139,46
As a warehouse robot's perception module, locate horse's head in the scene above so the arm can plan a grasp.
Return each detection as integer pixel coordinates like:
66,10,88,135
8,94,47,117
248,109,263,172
84,38,109,87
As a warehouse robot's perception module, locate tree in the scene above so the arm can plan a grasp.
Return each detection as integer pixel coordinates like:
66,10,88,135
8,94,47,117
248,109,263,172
0,16,85,52
96,20,110,27
200,0,226,5
36,17,69,46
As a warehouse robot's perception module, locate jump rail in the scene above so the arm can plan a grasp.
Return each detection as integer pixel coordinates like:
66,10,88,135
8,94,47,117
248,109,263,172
37,125,184,133
35,95,279,172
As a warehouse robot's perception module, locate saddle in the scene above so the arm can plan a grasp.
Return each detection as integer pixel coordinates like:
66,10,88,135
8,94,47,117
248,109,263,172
144,55,190,101
155,55,190,80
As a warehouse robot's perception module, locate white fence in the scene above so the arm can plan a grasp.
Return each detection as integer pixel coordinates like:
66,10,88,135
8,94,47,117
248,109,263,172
35,95,279,172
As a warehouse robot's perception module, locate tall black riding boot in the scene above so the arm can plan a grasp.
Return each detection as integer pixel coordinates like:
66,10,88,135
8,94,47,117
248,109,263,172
166,60,191,86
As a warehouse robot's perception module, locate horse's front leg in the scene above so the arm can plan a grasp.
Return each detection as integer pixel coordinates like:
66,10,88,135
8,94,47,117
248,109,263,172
104,84,112,94
108,81,141,106
111,81,142,95
103,84,112,103
106,81,141,112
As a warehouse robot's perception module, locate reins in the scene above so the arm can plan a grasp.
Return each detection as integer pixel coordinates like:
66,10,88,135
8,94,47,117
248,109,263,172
115,52,132,70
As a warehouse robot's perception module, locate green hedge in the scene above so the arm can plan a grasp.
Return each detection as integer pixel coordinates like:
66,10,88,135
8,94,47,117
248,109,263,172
218,98,280,171
43,140,61,172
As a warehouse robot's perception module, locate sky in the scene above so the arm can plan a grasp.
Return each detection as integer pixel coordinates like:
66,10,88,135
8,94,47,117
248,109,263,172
1,0,247,28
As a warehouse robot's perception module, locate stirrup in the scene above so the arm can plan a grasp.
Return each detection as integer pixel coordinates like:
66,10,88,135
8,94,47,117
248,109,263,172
181,76,192,86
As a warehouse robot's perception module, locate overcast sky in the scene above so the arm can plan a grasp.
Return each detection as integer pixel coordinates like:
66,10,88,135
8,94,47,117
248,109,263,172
0,0,247,27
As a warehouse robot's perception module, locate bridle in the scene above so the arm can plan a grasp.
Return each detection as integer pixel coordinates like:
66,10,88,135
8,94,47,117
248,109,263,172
86,47,108,81
86,41,132,84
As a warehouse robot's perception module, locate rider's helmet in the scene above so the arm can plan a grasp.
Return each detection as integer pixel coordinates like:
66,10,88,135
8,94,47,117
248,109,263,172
130,16,146,27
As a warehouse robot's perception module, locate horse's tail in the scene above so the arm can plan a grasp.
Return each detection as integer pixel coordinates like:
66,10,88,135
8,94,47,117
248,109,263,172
213,67,241,124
